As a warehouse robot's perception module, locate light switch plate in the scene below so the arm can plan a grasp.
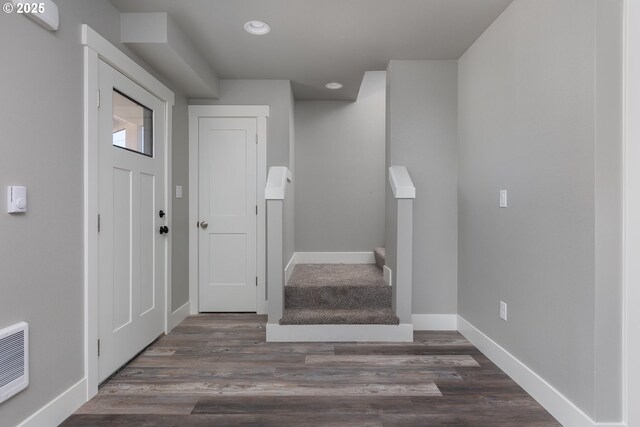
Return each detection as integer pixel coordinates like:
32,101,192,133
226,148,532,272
176,185,183,199
500,301,508,321
7,186,27,214
500,190,508,208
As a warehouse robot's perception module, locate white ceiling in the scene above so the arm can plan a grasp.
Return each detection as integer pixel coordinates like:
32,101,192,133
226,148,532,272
109,0,513,100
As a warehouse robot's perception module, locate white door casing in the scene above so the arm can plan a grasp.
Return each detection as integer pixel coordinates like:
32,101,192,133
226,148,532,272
97,60,167,382
198,118,257,312
83,24,174,399
188,105,268,316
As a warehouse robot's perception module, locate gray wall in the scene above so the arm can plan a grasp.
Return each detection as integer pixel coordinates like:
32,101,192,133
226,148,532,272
457,0,622,420
171,92,190,311
295,71,386,252
0,1,188,424
191,79,296,275
385,61,458,315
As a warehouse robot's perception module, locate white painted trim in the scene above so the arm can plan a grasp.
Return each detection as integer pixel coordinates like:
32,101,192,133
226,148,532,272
383,265,392,286
389,166,416,199
17,378,87,427
265,166,291,200
294,251,376,264
284,253,297,285
256,117,267,314
168,301,191,332
623,1,638,425
188,105,269,315
412,314,458,331
81,25,174,106
188,113,199,315
457,316,624,427
82,25,174,400
83,44,99,399
188,105,269,118
164,95,174,336
266,324,414,342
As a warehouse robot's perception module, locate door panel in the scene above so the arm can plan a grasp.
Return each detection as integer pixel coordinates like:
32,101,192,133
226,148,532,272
210,234,247,284
112,167,133,331
139,172,156,315
199,118,257,312
209,130,247,216
98,60,166,382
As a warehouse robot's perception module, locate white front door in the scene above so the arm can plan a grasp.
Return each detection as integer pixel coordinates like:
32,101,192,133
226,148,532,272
98,60,166,381
198,118,258,312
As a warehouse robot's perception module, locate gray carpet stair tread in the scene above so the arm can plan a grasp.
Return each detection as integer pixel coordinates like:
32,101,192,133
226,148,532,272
287,264,386,287
374,247,385,269
280,308,400,325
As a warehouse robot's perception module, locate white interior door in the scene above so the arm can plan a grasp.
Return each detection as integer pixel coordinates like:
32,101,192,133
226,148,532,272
98,60,166,382
198,118,257,312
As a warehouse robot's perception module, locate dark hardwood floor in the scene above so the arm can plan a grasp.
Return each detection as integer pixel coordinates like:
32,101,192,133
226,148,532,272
62,314,559,426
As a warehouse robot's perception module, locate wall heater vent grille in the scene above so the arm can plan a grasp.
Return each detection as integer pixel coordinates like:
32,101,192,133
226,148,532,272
0,322,28,404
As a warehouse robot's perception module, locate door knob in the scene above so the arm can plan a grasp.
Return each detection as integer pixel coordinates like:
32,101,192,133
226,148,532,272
200,221,208,229
159,225,169,235
159,210,165,218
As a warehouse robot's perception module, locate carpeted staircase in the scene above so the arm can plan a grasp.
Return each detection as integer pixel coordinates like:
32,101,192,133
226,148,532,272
280,250,399,325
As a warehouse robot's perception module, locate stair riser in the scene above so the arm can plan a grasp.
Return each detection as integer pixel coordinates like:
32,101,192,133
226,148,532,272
280,316,399,325
285,286,392,309
280,309,400,325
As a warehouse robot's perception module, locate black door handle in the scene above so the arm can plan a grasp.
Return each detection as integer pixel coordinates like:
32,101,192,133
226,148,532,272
159,210,166,218
159,225,169,235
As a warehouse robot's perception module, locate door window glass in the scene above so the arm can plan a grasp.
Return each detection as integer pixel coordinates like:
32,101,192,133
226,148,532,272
112,90,153,157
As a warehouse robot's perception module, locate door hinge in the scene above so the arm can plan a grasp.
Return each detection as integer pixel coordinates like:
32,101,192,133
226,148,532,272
97,214,101,232
97,89,100,108
256,205,258,215
256,134,258,144
97,339,100,357
256,277,258,286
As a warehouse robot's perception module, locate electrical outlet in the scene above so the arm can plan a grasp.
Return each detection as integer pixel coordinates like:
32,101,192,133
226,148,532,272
500,301,508,321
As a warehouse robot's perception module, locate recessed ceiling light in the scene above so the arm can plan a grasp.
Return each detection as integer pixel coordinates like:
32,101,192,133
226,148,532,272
325,82,343,90
244,20,271,35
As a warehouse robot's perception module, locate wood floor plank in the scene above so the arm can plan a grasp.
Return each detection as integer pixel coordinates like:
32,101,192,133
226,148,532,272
109,366,278,382
272,366,463,382
62,413,383,427
380,414,559,427
100,381,441,396
128,354,307,369
64,314,559,426
305,354,481,367
74,395,198,415
334,343,482,356
191,395,414,414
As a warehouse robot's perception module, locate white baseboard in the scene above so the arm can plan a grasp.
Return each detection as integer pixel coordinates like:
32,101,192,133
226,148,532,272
457,316,625,427
383,265,392,285
284,253,297,285
412,314,458,331
266,323,414,342
294,251,375,264
168,301,191,332
17,377,87,427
